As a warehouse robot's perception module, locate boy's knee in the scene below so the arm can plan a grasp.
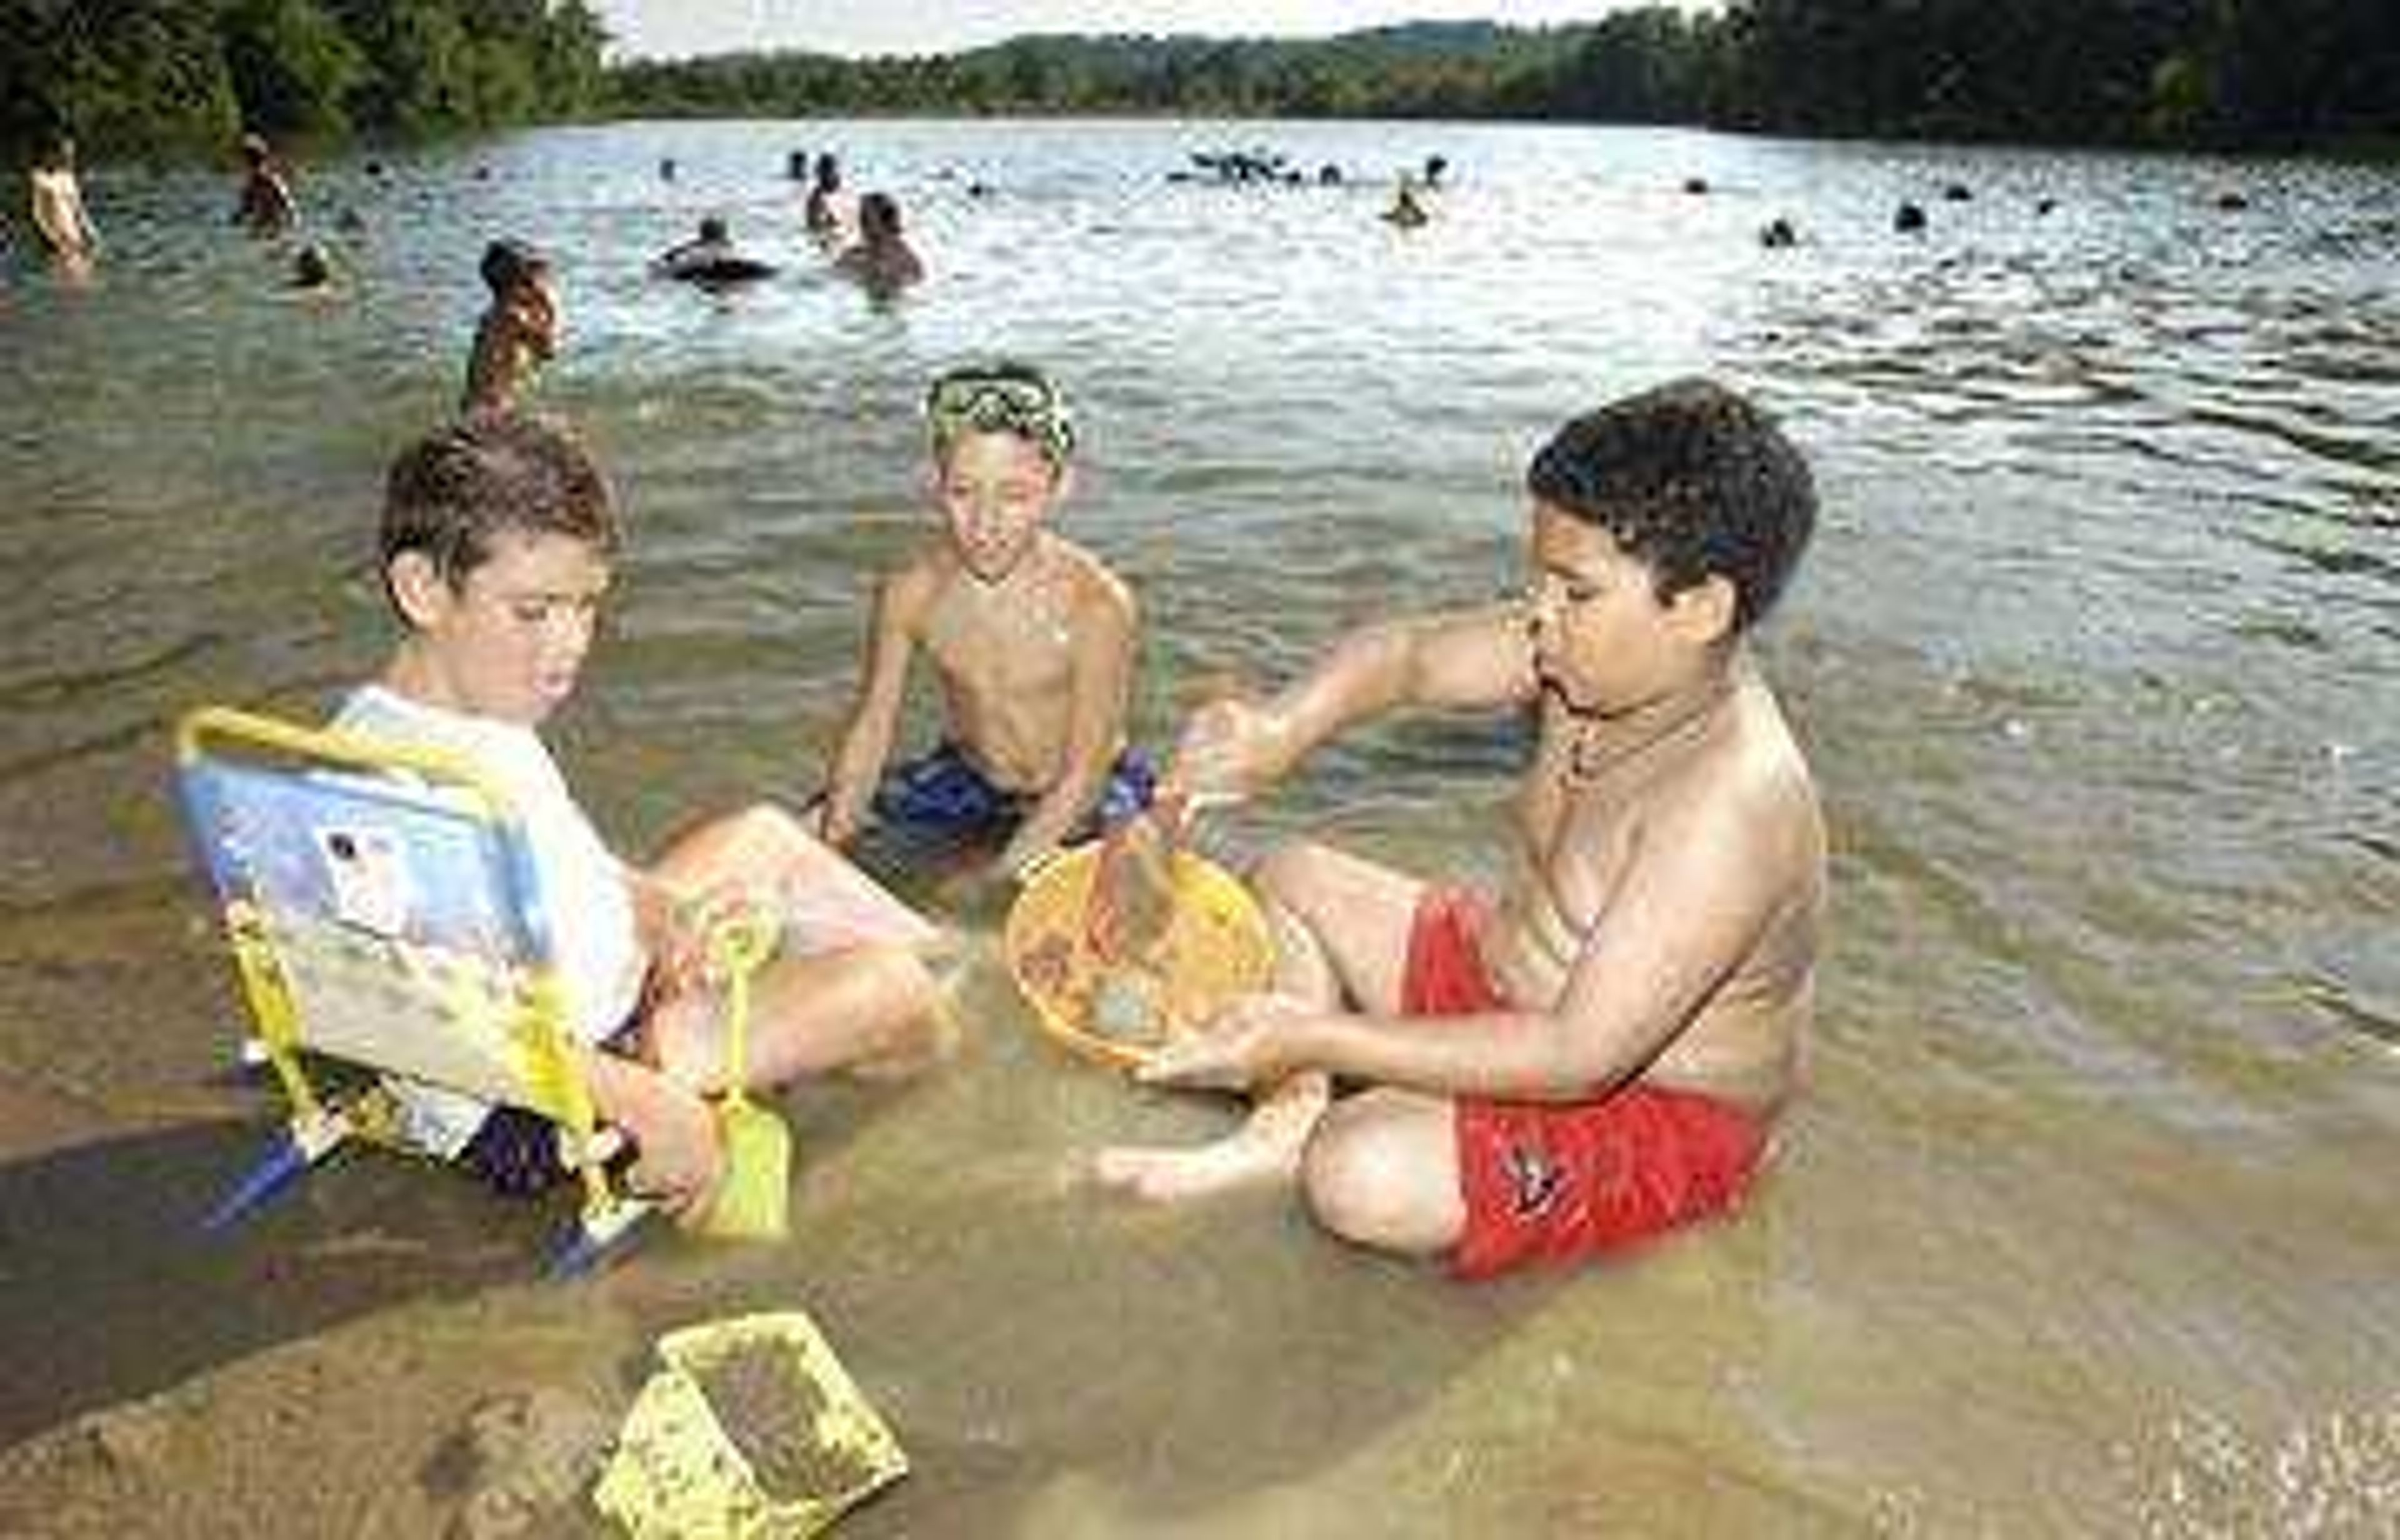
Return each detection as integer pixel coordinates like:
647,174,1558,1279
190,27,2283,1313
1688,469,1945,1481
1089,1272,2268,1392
849,948,954,1080
1250,838,1340,911
725,801,810,858
1300,1093,1455,1255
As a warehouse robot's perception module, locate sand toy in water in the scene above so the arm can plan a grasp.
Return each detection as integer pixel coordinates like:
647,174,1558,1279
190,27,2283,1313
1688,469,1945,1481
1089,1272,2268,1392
1002,812,1274,1070
594,1310,908,1538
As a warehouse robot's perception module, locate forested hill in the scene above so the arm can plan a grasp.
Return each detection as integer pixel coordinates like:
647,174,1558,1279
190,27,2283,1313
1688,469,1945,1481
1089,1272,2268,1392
4,4,2392,161
611,7,2394,153
1,0,608,157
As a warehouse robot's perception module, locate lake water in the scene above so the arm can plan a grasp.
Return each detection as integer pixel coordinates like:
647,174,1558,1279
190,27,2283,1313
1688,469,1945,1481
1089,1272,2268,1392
2,117,2398,1534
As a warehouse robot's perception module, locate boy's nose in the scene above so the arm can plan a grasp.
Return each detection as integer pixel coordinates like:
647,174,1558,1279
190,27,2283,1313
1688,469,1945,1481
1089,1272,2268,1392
549,609,597,658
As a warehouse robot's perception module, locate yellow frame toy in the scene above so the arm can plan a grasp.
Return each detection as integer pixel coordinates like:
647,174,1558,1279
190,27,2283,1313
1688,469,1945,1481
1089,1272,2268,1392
174,705,646,1273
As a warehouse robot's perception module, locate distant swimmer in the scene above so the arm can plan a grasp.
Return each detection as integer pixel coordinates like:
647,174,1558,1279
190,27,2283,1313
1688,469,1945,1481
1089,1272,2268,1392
1382,180,1431,229
651,216,778,286
288,242,338,294
832,191,925,296
462,238,558,414
805,153,846,241
27,137,99,271
233,131,296,236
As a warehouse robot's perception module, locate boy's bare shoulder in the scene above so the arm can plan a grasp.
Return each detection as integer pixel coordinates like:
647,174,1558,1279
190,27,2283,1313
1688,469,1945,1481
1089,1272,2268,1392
1664,680,1822,876
1049,537,1138,621
880,538,957,616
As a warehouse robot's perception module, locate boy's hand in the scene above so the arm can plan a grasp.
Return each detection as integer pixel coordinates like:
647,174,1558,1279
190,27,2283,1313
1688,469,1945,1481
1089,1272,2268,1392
623,1085,726,1220
807,794,856,848
1170,698,1283,807
1134,991,1312,1091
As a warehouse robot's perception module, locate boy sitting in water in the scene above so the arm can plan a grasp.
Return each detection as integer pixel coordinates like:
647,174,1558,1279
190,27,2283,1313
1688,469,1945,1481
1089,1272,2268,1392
1108,378,1824,1281
814,361,1150,882
461,239,558,415
344,411,945,1217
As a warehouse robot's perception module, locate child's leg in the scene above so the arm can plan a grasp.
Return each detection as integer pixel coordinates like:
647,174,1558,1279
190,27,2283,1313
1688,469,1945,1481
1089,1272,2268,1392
647,943,942,1092
654,802,940,950
1247,839,1426,1012
639,804,947,1089
1298,1088,1464,1260
1094,838,1424,1203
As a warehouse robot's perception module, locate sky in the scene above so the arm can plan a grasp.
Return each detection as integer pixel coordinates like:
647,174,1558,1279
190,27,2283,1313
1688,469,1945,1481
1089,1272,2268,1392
594,2,1709,62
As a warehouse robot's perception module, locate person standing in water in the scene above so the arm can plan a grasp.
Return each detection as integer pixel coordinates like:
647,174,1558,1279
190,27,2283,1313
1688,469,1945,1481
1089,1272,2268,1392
804,152,846,242
461,239,559,414
832,192,926,296
233,131,297,236
27,137,99,274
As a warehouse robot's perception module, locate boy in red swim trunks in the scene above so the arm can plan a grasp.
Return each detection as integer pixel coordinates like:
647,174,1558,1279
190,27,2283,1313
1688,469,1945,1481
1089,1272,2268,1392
1102,378,1825,1279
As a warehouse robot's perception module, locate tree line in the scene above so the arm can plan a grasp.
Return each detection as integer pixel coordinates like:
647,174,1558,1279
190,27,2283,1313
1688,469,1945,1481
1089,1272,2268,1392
612,6,2395,154
5,3,2391,161
1,0,607,158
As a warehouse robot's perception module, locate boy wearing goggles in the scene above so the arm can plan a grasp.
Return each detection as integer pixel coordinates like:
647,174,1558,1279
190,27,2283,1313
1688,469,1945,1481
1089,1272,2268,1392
816,361,1151,881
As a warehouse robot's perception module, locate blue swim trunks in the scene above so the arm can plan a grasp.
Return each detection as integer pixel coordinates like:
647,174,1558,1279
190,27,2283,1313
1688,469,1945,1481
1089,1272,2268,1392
871,741,1156,842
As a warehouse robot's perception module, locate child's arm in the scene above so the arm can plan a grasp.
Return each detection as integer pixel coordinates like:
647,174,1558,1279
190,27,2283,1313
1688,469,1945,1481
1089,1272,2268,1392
579,1048,722,1216
996,579,1138,877
817,566,928,846
1176,601,1539,804
1146,766,1808,1101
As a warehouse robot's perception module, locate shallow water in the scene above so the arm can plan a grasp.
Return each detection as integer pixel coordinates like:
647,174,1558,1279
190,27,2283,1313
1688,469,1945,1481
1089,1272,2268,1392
2,118,2397,1533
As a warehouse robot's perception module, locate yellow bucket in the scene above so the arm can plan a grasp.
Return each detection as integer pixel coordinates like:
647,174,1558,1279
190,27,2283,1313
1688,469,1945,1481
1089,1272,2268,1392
592,1310,908,1538
1001,841,1274,1071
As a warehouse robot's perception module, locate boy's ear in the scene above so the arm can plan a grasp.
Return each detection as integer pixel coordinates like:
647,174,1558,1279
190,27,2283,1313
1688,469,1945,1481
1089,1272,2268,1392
387,551,454,630
1669,574,1738,648
1049,462,1078,506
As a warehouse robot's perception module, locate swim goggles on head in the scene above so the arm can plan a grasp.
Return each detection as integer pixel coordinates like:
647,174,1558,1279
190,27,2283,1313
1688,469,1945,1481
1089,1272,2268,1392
924,371,1076,467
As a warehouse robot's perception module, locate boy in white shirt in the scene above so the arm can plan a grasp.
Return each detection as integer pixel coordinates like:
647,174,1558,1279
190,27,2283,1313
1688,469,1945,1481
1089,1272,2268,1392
344,411,944,1217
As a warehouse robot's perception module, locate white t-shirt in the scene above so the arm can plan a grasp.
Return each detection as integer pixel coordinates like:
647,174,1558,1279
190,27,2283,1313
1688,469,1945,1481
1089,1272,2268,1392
334,686,646,1156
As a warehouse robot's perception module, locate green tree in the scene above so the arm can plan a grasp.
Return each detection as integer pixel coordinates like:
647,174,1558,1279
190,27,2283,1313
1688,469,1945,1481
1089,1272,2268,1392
221,0,366,139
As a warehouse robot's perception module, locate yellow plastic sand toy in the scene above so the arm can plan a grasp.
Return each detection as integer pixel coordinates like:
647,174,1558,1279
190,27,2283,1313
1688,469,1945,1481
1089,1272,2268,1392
594,1310,909,1538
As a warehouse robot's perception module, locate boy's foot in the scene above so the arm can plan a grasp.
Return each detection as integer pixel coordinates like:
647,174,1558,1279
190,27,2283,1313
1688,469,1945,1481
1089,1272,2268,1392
1091,1126,1304,1204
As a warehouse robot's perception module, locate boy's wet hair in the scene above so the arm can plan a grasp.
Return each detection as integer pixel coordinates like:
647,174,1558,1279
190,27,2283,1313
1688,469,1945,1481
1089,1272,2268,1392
859,191,902,236
380,413,618,611
479,238,548,296
924,359,1075,471
1528,378,1814,633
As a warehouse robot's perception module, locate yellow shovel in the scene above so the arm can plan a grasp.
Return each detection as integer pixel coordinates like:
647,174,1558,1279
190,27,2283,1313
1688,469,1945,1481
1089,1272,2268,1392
693,907,791,1241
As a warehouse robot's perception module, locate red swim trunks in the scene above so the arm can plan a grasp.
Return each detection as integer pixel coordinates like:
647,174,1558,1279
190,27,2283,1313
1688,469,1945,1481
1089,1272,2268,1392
1401,886,1768,1280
